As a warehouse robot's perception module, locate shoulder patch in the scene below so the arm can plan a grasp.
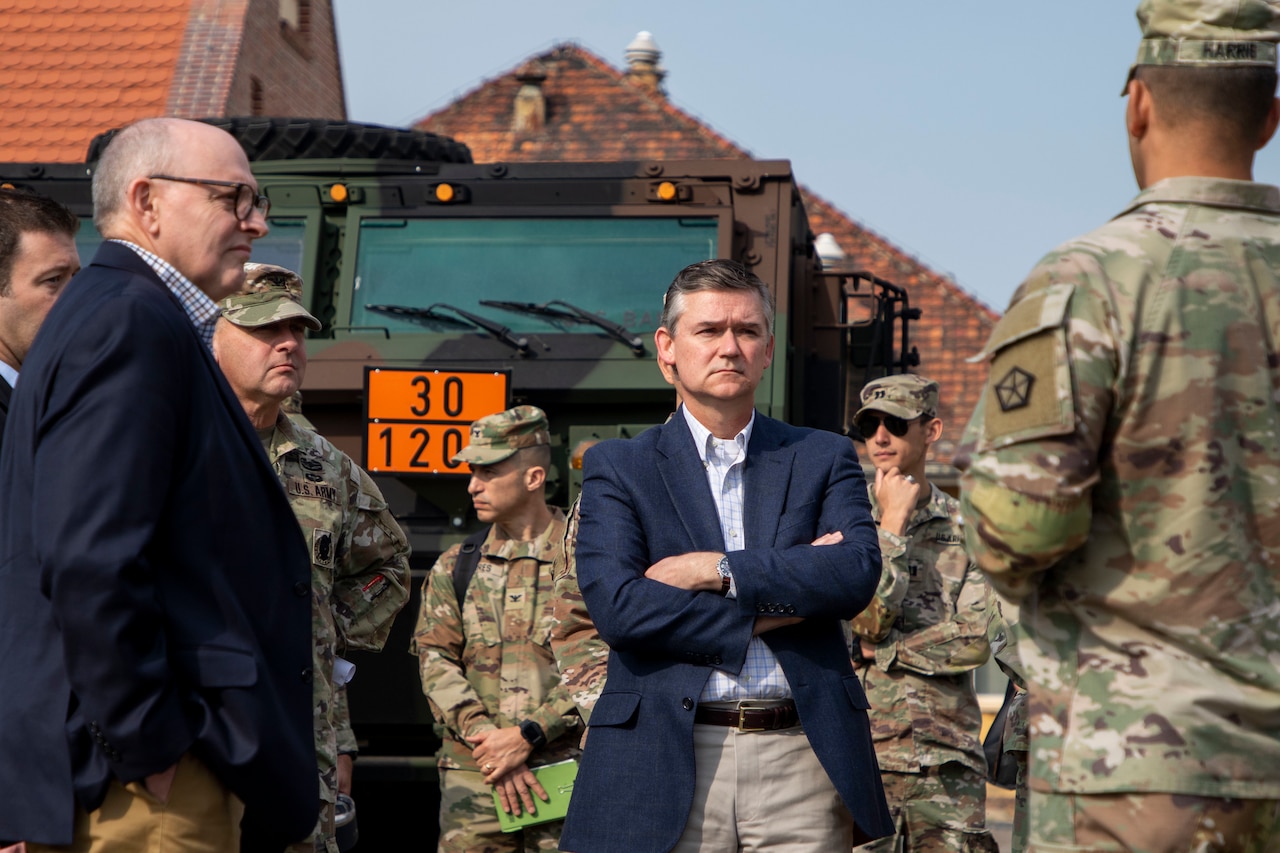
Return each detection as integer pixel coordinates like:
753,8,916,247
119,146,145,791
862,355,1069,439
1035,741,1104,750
972,283,1077,450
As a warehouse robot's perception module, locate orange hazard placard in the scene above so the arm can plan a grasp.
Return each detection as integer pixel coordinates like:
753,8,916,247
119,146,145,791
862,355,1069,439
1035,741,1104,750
364,368,510,475
366,369,509,423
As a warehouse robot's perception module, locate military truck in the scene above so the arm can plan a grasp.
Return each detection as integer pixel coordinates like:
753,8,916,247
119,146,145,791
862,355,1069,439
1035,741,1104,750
2,117,917,847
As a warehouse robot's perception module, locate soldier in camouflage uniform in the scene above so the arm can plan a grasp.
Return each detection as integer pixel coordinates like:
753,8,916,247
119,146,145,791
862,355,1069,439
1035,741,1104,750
412,407,582,853
849,375,998,853
216,264,411,853
957,1,1280,848
549,441,610,725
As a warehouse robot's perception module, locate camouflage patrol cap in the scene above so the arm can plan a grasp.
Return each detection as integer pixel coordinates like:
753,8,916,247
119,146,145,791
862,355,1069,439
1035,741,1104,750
1125,0,1280,91
854,374,939,421
220,262,322,331
452,405,550,466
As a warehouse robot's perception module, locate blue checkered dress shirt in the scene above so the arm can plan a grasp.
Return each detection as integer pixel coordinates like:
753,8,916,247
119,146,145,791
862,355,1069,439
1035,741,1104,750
683,407,792,701
112,240,221,351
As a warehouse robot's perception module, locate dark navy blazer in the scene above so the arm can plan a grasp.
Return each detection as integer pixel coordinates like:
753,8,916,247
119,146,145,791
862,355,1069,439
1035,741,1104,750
560,411,894,853
0,242,317,848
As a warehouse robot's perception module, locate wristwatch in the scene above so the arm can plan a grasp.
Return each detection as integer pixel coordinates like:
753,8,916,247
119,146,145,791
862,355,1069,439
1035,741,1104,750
519,719,547,750
716,555,732,596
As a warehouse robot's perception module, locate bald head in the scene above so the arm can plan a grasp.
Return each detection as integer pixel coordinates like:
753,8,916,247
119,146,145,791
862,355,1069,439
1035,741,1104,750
90,118,268,299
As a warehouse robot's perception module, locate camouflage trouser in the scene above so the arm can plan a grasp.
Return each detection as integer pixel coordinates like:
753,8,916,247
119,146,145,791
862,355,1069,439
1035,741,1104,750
1010,750,1028,853
437,768,561,853
854,762,999,853
1028,790,1280,853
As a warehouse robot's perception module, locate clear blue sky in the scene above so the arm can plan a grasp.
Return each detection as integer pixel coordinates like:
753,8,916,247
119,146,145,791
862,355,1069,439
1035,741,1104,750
332,0,1280,313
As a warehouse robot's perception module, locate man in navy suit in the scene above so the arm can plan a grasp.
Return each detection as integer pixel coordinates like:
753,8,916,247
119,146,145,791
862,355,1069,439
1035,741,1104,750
0,188,80,450
0,119,317,851
561,259,893,852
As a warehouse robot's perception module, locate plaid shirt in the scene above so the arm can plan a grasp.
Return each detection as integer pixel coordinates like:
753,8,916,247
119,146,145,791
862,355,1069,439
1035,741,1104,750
683,407,792,701
112,240,220,351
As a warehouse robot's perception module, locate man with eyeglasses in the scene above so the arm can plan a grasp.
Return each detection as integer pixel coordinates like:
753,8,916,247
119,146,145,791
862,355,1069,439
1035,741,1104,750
850,374,997,853
0,118,318,851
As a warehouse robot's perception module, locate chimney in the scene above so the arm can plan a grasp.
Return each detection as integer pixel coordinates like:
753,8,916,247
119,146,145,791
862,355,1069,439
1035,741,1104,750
512,60,548,133
625,31,666,96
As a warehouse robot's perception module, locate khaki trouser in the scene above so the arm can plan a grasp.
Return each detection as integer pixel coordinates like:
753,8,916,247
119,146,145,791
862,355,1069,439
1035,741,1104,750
672,719,854,852
26,753,244,853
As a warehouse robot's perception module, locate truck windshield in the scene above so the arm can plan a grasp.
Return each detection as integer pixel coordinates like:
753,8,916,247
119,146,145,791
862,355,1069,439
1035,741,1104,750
350,217,717,334
75,217,306,280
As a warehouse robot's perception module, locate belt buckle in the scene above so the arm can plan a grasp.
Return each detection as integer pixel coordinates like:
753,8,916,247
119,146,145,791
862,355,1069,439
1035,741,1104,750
735,701,770,733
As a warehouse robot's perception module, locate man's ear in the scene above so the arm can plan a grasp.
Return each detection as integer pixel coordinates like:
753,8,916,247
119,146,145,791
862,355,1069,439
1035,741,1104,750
1257,96,1280,151
1126,78,1152,141
655,326,676,368
125,177,161,236
925,417,944,445
525,464,547,493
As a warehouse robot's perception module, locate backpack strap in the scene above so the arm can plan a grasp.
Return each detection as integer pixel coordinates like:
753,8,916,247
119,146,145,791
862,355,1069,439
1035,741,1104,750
452,527,492,608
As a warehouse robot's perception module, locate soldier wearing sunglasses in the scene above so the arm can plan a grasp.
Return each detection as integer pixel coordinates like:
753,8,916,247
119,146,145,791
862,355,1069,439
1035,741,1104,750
850,375,998,853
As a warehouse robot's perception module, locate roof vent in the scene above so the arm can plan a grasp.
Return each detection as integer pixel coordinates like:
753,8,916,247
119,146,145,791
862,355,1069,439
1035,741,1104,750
625,31,667,96
815,233,846,269
513,60,548,133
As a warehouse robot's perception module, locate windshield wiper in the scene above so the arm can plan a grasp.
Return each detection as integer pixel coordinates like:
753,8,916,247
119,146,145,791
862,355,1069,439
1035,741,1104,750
481,299,646,357
367,303,474,330
432,303,530,356
367,303,530,356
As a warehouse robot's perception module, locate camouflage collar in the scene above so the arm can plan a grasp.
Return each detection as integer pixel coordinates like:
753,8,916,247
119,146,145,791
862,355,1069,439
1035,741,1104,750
265,410,305,462
483,506,567,563
1117,176,1280,219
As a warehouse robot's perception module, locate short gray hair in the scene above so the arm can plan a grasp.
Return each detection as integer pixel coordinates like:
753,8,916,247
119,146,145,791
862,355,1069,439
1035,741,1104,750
91,118,178,233
659,259,775,334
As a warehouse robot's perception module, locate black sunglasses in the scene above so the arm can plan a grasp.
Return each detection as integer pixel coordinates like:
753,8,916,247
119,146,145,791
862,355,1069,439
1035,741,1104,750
854,412,918,439
148,174,271,221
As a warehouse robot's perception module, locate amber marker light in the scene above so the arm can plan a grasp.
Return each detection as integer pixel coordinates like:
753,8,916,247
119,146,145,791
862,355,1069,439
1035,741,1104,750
328,183,349,203
656,181,677,201
435,183,456,202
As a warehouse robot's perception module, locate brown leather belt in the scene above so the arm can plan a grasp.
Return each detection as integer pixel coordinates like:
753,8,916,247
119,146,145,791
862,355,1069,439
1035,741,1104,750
694,701,799,732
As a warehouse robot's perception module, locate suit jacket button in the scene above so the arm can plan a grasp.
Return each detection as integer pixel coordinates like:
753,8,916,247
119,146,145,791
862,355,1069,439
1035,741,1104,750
301,667,313,683
293,581,309,597
682,697,693,711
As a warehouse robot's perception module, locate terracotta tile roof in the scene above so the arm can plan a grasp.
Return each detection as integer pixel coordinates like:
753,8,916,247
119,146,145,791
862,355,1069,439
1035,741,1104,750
416,42,998,464
802,187,998,460
0,0,194,162
419,44,746,164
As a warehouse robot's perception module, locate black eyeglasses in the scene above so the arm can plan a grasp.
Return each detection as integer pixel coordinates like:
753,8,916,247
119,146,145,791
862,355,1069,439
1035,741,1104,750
148,175,270,221
854,412,919,439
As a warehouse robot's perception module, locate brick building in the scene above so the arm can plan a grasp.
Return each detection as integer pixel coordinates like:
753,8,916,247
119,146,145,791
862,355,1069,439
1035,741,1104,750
416,36,997,467
0,0,345,162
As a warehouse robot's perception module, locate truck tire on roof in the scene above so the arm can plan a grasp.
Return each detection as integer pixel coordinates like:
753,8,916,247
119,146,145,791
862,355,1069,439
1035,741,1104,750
84,117,473,165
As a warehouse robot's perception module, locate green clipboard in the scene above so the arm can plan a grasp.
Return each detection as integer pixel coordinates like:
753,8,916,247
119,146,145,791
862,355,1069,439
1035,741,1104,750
491,758,578,832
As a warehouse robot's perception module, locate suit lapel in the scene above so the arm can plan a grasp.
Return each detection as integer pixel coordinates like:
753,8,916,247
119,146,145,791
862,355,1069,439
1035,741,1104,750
743,415,794,549
657,414,725,551
91,242,273,471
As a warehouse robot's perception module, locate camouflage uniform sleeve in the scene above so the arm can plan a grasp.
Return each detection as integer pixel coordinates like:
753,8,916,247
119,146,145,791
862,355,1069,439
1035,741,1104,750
333,684,357,756
550,498,609,724
848,527,910,643
957,272,1112,601
410,547,497,740
873,558,992,675
332,465,411,652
